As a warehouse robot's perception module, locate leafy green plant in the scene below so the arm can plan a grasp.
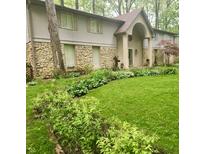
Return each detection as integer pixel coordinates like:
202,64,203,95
131,67,177,77
65,72,81,78
97,120,159,154
27,81,37,86
67,80,89,97
33,90,159,154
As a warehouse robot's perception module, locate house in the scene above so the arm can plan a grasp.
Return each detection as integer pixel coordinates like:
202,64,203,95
26,0,178,78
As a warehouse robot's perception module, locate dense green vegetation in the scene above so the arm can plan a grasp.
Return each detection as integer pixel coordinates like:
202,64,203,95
27,67,178,153
87,75,179,153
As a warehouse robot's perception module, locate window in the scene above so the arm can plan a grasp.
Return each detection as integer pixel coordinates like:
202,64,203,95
88,18,102,33
92,46,100,68
64,44,75,67
57,12,77,30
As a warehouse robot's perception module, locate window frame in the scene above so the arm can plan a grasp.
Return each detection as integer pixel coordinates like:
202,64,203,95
57,11,77,31
87,18,103,34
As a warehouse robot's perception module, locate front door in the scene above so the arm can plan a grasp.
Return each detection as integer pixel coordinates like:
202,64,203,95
128,49,133,67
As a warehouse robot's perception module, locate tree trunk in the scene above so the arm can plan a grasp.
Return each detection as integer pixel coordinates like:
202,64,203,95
45,0,65,72
75,0,79,9
155,0,160,29
92,0,96,13
60,0,64,7
118,0,122,15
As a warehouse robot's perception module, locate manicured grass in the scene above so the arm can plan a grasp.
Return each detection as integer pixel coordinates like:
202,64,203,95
86,75,179,154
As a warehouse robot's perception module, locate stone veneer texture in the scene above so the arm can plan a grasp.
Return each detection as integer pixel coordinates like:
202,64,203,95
26,42,117,78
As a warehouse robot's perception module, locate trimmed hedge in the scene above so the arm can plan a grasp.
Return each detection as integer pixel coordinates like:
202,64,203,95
33,91,159,154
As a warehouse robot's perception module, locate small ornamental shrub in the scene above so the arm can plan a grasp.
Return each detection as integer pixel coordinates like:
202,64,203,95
113,71,134,79
64,72,81,78
27,81,37,86
67,80,89,97
33,91,159,154
160,67,177,75
131,67,177,77
97,120,159,154
33,91,72,118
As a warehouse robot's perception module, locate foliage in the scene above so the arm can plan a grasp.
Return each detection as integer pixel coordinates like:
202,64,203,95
158,40,179,56
76,64,93,75
53,70,81,79
27,81,37,86
97,120,158,154
113,71,135,79
67,80,89,97
33,90,159,154
67,70,135,97
65,72,81,78
131,67,177,77
54,0,178,33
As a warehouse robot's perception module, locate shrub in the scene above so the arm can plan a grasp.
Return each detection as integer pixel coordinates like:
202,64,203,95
67,80,89,97
33,91,159,154
65,72,81,78
160,67,177,75
131,67,177,77
27,81,37,86
97,120,159,154
113,71,134,79
33,90,72,118
33,92,103,153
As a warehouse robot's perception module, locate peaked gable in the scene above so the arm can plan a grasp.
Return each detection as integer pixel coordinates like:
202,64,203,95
114,9,153,35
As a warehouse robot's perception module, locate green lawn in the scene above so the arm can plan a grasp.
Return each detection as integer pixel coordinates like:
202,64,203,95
27,74,178,154
26,78,81,154
86,75,179,154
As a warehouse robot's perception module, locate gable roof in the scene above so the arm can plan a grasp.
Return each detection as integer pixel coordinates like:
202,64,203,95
114,9,154,35
28,0,124,24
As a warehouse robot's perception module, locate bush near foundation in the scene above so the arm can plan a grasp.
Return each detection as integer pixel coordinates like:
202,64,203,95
131,67,177,77
67,70,134,97
33,91,159,154
67,67,177,97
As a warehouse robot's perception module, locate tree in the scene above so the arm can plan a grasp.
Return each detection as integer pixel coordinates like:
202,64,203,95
60,0,64,6
45,0,65,72
124,0,135,13
75,0,79,9
158,40,179,65
154,0,160,29
92,0,96,13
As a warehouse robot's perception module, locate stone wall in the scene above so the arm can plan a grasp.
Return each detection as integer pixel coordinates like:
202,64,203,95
100,47,116,68
34,42,55,78
26,42,32,63
26,42,117,78
75,45,93,70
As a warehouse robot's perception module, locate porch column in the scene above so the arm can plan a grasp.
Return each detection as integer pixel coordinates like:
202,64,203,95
122,34,129,69
148,38,153,67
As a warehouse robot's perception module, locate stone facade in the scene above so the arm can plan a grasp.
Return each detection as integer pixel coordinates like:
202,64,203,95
34,42,55,78
26,42,117,78
100,47,116,68
26,42,32,63
75,45,93,70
